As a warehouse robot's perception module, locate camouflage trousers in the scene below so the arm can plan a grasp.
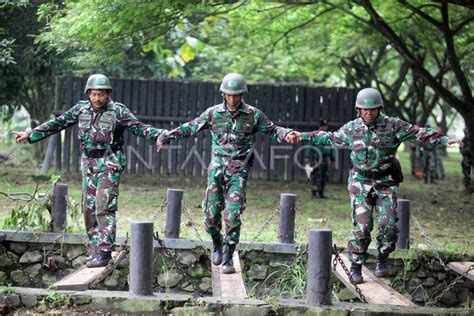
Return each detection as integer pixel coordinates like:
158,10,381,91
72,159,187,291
347,178,399,264
422,151,437,183
310,163,329,194
81,151,125,252
203,157,249,246
461,159,472,188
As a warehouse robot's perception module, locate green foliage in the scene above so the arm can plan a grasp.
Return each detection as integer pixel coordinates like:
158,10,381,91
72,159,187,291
3,200,52,232
0,283,14,294
39,290,71,310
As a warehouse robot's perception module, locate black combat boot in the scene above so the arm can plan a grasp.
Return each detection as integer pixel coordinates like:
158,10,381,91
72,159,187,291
222,244,236,274
374,253,389,278
319,190,328,199
211,233,223,265
82,247,97,264
350,263,364,284
311,189,318,199
86,249,112,268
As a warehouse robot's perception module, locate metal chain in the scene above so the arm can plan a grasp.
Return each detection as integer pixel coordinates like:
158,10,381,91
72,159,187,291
181,200,210,254
411,213,449,271
90,235,130,289
153,231,203,295
4,248,42,288
332,244,367,303
241,204,280,255
426,264,474,306
261,245,308,298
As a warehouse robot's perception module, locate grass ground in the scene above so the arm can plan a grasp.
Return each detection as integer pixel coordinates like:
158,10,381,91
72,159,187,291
0,148,472,255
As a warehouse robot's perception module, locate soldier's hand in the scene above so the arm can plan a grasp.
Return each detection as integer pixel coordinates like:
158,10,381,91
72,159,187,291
448,139,463,147
286,131,301,144
12,131,28,143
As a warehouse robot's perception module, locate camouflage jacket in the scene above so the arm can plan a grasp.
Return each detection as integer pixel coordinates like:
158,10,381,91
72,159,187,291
159,101,292,158
301,114,448,181
28,99,163,153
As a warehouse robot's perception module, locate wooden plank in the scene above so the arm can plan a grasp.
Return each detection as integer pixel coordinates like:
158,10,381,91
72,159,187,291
62,77,72,172
162,81,173,176
211,251,248,299
170,81,181,176
332,253,415,306
50,251,125,291
154,81,165,175
448,262,474,281
184,81,198,176
177,82,187,176
71,77,84,172
137,80,148,175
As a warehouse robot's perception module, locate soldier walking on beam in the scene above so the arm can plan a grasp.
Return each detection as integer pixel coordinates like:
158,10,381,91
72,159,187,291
13,74,168,268
157,73,298,274
292,88,462,283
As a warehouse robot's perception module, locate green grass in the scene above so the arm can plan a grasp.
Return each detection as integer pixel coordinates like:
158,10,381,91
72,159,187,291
0,149,472,255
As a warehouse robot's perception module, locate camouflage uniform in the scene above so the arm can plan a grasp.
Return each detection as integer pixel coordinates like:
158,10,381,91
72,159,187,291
160,101,292,246
27,99,164,252
421,142,437,183
461,136,472,188
435,144,445,180
304,144,334,198
301,114,448,264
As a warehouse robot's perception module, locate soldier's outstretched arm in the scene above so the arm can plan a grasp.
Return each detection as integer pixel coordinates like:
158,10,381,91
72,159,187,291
300,123,350,147
394,118,451,146
158,108,212,146
255,110,293,142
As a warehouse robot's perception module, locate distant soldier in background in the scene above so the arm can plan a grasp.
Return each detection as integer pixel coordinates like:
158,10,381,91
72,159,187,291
421,124,437,184
461,127,472,190
435,127,446,180
304,119,335,199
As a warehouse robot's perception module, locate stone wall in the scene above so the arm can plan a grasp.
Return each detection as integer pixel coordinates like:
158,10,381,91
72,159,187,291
0,230,472,308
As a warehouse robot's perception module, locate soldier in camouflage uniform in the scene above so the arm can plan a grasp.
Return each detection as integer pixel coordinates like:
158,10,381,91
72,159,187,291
294,88,461,283
435,127,446,180
14,74,166,268
421,124,437,184
158,73,296,274
304,119,335,199
461,127,472,189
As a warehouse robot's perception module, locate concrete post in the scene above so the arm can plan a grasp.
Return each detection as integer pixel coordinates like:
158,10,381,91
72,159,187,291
130,221,154,296
165,189,183,238
396,199,410,250
279,193,296,244
307,229,332,305
52,183,68,232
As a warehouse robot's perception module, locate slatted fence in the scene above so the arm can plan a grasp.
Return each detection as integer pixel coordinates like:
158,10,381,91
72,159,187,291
51,76,356,183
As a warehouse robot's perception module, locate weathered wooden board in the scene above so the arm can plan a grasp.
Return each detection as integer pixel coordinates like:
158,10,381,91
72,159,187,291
332,253,415,306
211,251,247,299
448,262,474,281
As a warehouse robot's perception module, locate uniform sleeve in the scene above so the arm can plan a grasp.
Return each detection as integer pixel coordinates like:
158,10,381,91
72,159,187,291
300,123,350,147
120,107,165,141
27,104,81,143
159,108,212,143
255,110,292,142
393,118,448,145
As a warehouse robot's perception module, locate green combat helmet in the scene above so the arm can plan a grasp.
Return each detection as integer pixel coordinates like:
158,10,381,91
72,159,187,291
219,73,248,95
355,88,384,109
84,74,112,94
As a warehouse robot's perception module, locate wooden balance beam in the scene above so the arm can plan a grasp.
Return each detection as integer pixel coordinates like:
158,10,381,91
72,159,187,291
211,251,248,299
50,251,125,291
332,253,415,306
448,262,474,281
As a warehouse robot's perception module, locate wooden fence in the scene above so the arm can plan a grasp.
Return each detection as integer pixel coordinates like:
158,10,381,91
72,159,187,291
49,76,356,183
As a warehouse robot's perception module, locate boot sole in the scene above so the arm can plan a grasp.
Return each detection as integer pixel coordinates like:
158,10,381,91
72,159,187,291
222,267,236,274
